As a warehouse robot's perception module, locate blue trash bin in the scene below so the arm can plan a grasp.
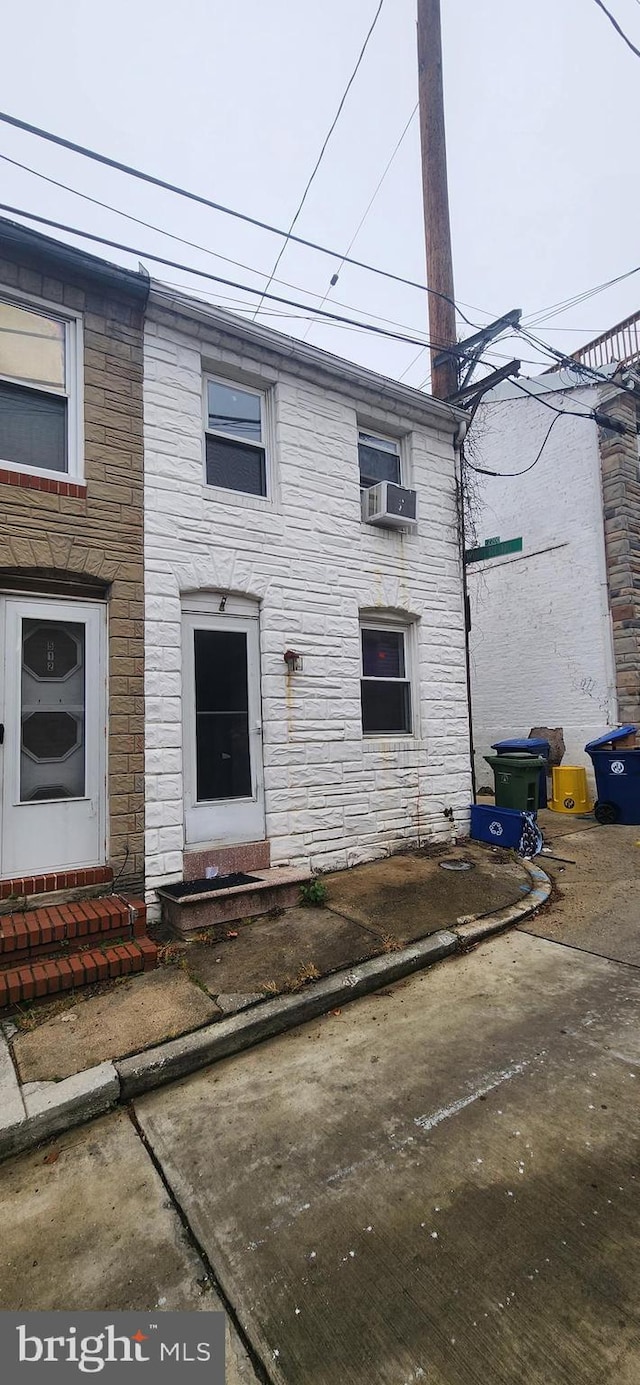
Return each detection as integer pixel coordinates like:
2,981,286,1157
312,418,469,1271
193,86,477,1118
470,804,528,849
585,725,640,825
492,737,550,808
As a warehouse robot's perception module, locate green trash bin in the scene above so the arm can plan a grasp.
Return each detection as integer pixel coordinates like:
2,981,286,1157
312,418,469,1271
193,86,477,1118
484,753,545,812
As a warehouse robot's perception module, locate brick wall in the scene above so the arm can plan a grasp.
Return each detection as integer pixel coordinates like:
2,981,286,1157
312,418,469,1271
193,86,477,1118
144,303,472,904
0,241,146,891
598,391,640,725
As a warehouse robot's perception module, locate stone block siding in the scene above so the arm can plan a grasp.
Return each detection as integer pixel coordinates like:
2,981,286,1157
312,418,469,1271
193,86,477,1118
468,385,619,782
144,306,472,905
599,391,640,725
0,245,145,892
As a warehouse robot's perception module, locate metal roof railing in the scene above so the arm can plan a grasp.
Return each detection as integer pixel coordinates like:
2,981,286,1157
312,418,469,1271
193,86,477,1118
573,310,640,370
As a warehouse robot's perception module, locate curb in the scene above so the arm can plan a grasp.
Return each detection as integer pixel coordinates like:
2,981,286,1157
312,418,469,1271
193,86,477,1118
0,861,551,1161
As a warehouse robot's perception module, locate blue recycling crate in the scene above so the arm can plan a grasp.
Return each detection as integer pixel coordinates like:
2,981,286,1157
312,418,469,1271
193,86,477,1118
470,804,528,849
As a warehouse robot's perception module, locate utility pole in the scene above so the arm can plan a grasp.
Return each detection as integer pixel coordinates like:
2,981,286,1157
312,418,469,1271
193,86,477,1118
417,0,458,400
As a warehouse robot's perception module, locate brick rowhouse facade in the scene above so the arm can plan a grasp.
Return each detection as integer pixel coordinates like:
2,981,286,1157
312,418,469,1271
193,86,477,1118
0,220,148,892
599,389,640,726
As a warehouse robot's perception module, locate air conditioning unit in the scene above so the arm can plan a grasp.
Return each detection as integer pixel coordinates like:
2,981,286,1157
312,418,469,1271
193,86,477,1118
361,481,418,530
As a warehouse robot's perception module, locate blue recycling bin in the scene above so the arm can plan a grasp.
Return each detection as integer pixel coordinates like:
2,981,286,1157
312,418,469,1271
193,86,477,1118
470,804,529,849
492,737,550,808
585,725,640,825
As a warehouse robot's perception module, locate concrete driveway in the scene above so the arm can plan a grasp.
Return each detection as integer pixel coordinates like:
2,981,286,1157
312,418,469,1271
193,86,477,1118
2,908,640,1381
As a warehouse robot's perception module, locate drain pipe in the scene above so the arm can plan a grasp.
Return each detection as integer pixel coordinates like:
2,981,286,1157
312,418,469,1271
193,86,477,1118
454,417,477,803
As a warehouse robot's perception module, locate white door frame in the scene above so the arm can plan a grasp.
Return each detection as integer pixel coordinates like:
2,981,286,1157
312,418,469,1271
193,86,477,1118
182,597,265,849
0,593,107,876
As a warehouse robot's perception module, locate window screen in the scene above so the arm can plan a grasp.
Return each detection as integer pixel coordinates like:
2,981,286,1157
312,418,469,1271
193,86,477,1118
205,379,266,496
0,380,67,473
358,431,401,489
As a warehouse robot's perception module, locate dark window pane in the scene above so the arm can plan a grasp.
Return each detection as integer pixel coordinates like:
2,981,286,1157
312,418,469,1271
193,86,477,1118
362,628,405,679
194,629,252,800
207,380,262,442
206,434,266,496
0,380,67,473
358,435,400,489
361,680,411,735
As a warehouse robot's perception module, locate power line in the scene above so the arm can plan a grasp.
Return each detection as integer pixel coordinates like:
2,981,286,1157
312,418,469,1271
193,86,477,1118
254,0,386,318
0,151,455,344
302,101,418,339
592,0,640,58
465,414,561,477
0,107,481,324
0,200,483,363
525,263,640,327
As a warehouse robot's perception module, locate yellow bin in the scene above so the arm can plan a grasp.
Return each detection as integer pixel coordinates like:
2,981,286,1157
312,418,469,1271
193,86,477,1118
549,765,593,815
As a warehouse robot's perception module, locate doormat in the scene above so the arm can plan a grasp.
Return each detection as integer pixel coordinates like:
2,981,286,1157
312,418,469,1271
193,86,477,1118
161,873,260,900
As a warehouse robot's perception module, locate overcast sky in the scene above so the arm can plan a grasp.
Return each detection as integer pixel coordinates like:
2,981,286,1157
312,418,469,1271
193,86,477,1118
1,0,638,387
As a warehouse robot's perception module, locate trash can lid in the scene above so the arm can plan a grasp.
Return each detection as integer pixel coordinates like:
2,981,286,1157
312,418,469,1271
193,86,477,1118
492,737,550,754
484,753,546,770
584,725,638,753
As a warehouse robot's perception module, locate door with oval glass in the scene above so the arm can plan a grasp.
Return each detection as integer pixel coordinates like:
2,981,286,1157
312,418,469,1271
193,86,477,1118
0,595,106,876
182,605,265,847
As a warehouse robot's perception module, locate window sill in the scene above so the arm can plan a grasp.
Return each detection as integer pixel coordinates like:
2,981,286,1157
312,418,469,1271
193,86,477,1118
201,483,276,512
0,467,86,498
362,735,416,751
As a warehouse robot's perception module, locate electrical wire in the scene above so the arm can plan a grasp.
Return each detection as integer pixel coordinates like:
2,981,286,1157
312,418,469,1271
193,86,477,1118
254,0,386,318
592,0,640,59
302,101,418,339
0,107,483,325
0,152,462,345
525,263,640,327
465,414,562,477
0,200,487,364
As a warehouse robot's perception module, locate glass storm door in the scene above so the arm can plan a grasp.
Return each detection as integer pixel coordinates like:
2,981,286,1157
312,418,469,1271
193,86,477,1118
183,611,265,847
0,596,106,875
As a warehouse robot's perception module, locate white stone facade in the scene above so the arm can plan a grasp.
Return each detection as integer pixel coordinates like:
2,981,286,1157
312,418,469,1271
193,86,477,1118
144,293,472,905
467,374,618,786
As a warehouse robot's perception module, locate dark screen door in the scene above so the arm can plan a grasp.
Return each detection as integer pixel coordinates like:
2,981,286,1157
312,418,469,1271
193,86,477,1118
194,629,252,801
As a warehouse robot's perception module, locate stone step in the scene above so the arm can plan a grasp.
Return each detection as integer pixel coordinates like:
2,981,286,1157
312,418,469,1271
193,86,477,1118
0,898,147,965
0,938,158,1009
157,866,312,939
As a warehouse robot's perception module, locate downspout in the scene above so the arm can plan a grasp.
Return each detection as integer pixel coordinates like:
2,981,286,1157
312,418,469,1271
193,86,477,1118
455,417,477,802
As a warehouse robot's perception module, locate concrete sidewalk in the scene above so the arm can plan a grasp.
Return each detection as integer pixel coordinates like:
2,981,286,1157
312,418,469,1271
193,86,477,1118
0,844,550,1160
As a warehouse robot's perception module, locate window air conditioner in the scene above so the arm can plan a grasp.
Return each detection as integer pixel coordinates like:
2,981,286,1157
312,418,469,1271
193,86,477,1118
361,481,418,530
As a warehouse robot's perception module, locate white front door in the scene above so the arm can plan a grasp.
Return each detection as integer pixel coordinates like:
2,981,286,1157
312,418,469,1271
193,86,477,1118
0,595,106,876
183,608,265,848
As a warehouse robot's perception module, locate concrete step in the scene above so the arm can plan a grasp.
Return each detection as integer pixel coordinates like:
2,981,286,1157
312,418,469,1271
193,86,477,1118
157,866,312,939
0,937,158,1009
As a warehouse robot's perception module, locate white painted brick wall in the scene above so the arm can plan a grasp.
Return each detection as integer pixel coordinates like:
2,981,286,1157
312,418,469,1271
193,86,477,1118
144,307,472,902
468,381,618,787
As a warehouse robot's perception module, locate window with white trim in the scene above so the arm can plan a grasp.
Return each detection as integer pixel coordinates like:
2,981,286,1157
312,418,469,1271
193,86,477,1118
0,297,79,475
204,377,268,497
360,623,412,735
358,430,401,490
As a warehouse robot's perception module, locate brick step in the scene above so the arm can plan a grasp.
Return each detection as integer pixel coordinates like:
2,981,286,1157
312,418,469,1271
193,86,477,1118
0,897,147,963
0,938,158,1009
0,867,113,913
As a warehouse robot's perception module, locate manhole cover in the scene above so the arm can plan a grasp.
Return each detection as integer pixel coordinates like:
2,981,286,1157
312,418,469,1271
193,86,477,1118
439,859,475,872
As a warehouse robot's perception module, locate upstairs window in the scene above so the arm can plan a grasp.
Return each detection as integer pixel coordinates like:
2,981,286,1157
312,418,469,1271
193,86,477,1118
205,377,267,497
360,624,412,735
0,298,77,475
358,430,401,490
